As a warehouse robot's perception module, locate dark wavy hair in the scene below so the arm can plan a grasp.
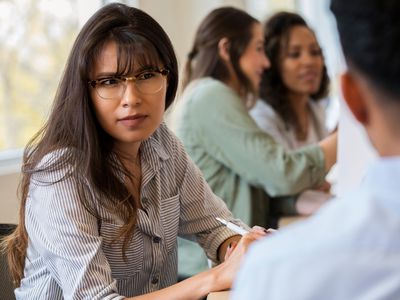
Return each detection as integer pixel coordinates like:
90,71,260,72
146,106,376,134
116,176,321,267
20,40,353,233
2,3,178,286
260,12,330,132
182,6,259,104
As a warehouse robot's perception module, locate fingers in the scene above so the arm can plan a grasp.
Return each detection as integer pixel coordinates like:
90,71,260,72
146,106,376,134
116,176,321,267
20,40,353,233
250,226,277,237
224,241,238,261
317,180,331,192
225,226,278,260
238,226,276,248
251,225,268,233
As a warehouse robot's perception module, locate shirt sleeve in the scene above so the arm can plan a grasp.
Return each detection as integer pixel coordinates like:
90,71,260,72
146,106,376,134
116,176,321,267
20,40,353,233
25,157,124,300
187,81,325,197
171,133,247,264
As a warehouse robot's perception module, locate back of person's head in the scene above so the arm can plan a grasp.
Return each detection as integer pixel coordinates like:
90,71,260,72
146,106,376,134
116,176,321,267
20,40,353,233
4,3,178,287
182,6,258,97
331,0,400,102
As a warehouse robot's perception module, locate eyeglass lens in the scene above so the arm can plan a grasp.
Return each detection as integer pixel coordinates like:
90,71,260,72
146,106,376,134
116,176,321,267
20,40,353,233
96,71,165,99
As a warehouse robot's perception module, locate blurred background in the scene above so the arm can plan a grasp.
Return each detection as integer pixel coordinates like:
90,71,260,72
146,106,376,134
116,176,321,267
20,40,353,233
0,0,375,224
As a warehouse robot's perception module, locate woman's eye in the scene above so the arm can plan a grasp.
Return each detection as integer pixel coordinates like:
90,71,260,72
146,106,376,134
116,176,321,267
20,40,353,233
256,46,264,53
287,52,300,58
311,49,322,56
137,72,156,80
98,77,121,86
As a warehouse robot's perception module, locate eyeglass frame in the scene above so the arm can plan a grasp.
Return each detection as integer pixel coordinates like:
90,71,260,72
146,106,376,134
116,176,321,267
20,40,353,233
88,68,170,99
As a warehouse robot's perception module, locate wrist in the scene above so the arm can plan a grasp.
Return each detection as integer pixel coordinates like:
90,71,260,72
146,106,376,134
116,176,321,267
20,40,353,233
206,263,228,293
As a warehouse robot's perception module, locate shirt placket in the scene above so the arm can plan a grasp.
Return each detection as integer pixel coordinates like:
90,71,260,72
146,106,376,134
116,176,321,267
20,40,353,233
140,157,164,292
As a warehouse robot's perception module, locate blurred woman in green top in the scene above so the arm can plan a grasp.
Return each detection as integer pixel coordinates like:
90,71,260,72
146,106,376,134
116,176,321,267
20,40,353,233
174,7,337,277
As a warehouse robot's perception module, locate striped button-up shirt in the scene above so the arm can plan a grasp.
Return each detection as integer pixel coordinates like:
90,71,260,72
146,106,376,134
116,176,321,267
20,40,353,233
16,123,241,299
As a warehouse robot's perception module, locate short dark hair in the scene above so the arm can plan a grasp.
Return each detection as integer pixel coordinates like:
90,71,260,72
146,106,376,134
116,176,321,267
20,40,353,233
182,6,259,102
260,12,329,132
331,0,400,100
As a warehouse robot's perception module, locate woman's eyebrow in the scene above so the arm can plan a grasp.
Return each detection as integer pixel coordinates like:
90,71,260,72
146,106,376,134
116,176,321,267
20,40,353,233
93,65,160,78
287,44,302,49
93,71,118,78
134,65,159,73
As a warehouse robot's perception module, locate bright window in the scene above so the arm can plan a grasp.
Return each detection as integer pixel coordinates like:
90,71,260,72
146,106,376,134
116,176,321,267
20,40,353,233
0,0,81,152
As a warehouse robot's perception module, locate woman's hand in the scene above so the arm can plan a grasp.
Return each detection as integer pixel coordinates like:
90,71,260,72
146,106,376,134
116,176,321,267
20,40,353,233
128,227,277,299
211,226,275,292
316,180,331,193
224,226,275,260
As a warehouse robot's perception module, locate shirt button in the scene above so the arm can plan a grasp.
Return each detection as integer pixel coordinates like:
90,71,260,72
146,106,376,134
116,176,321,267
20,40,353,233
142,197,148,206
153,236,161,243
151,277,159,284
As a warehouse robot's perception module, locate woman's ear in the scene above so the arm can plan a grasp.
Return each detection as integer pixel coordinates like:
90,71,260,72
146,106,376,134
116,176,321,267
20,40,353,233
218,37,231,62
341,72,368,125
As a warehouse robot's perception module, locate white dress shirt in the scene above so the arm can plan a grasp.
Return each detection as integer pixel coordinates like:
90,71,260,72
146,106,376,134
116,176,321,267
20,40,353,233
232,156,400,300
250,100,329,150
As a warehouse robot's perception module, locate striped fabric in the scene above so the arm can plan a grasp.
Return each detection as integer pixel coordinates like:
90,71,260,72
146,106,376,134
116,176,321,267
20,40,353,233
15,123,242,299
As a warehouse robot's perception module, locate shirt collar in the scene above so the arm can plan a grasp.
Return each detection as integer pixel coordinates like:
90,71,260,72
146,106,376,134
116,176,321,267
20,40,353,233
139,124,170,183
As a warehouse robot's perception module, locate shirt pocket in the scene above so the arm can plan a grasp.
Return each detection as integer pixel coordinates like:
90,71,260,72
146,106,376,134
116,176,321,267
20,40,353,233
160,194,180,253
100,221,144,279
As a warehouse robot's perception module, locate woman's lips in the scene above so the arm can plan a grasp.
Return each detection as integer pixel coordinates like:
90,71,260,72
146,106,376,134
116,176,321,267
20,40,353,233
299,70,319,82
118,114,147,127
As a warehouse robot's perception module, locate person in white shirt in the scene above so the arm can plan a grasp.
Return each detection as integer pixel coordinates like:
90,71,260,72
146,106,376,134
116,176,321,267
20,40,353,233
232,0,400,299
251,12,333,216
250,12,330,150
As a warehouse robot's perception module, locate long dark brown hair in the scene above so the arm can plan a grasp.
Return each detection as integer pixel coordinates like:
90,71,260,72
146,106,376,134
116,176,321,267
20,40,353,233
2,3,178,286
182,6,259,104
260,12,330,133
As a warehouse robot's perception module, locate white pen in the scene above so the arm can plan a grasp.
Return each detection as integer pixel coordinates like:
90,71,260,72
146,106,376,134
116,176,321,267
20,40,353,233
216,217,249,236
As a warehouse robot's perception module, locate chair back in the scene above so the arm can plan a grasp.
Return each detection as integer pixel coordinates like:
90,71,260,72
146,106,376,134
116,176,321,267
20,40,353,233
0,224,17,300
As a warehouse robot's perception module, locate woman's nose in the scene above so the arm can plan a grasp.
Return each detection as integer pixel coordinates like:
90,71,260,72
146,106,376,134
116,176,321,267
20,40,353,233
301,53,317,66
262,53,271,69
121,81,142,107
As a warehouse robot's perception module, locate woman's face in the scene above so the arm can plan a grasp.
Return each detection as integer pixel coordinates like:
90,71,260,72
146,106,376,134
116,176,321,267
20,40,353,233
89,41,167,153
239,23,270,91
280,25,324,97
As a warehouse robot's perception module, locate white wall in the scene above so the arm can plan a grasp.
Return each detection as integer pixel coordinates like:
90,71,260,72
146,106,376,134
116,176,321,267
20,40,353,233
0,172,19,224
138,0,246,72
337,100,377,196
0,150,21,223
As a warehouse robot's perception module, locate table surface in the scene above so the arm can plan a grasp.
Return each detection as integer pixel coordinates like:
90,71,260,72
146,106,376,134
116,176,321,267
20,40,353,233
207,291,230,300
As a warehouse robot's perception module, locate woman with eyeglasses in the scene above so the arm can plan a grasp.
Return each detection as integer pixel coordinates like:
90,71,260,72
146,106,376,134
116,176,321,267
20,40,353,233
2,4,267,299
174,6,337,277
